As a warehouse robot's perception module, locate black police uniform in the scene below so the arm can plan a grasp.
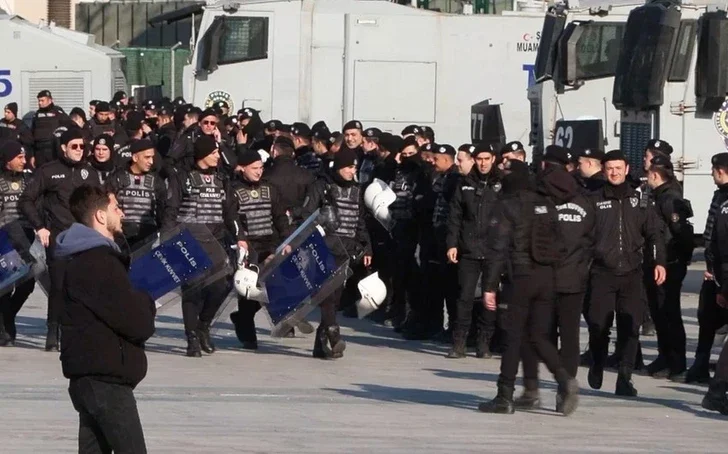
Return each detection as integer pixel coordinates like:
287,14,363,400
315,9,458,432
0,118,34,151
105,166,169,248
520,166,594,394
153,122,177,158
295,145,322,175
644,180,693,377
587,181,665,395
229,175,290,349
164,165,242,356
165,128,236,175
480,172,577,414
18,155,100,349
264,154,315,222
86,118,127,145
445,167,502,357
302,172,372,358
31,103,68,167
0,167,36,346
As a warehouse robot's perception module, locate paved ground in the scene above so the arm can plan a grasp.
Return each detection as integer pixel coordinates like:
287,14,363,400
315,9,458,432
2,262,728,453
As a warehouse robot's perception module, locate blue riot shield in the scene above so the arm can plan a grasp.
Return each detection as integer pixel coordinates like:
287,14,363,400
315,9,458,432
129,225,231,309
0,222,41,297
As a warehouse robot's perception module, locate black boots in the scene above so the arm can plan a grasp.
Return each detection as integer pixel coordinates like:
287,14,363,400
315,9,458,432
0,314,11,347
615,367,638,397
513,380,540,410
446,332,466,359
475,331,492,359
684,353,711,384
230,311,258,350
186,331,202,358
702,379,728,415
588,362,604,390
196,321,215,354
313,324,346,359
556,377,580,416
478,382,515,414
45,322,59,352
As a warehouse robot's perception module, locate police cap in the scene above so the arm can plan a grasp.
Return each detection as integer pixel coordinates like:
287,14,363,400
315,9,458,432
266,119,283,131
711,152,728,168
37,90,52,99
543,145,572,166
238,108,258,120
472,142,499,157
650,154,673,170
401,124,420,137
199,108,218,121
290,122,311,138
502,141,524,153
364,128,382,140
602,149,628,164
645,139,673,156
343,120,363,132
419,143,434,153
579,148,605,161
95,102,110,113
436,144,456,157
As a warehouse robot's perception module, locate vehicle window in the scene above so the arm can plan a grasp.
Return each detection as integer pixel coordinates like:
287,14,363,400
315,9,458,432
218,17,269,64
574,22,625,80
668,20,696,82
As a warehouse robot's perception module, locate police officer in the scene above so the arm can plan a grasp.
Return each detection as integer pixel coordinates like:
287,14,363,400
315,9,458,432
89,135,117,184
265,137,315,222
164,135,244,357
152,105,177,158
445,143,502,358
85,101,127,145
0,103,34,152
116,112,146,166
587,150,666,396
342,120,364,153
359,128,381,185
229,148,291,350
301,147,372,358
516,147,595,409
106,139,168,249
576,148,606,193
498,141,527,170
685,152,728,383
479,159,579,415
290,122,322,175
19,127,100,351
0,142,36,346
165,109,236,175
31,90,69,168
456,144,476,176
312,125,333,171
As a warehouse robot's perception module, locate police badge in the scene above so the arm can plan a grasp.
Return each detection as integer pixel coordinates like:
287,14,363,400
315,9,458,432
10,182,19,191
249,189,259,199
493,182,502,192
630,197,638,208
80,169,89,180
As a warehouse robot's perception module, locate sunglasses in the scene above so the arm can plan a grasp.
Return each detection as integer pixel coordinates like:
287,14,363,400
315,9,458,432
202,120,217,126
68,143,85,150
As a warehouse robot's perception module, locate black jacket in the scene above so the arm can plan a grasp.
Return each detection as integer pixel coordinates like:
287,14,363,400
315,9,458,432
0,118,34,151
58,224,155,387
577,171,607,194
711,197,728,295
652,181,694,263
19,156,100,236
446,168,502,259
165,127,236,175
539,167,595,293
590,182,666,275
703,184,728,273
264,155,315,221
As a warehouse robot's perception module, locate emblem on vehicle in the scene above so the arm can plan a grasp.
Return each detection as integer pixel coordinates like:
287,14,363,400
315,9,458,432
204,91,234,113
714,96,728,150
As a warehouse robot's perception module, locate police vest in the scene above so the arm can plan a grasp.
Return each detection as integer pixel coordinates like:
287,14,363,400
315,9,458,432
177,171,225,224
235,184,274,238
389,170,415,221
432,174,449,228
0,173,27,227
116,172,158,226
89,120,116,138
0,120,18,141
329,184,360,238
33,108,63,142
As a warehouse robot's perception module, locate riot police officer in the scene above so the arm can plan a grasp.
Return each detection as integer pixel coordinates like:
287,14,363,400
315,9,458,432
0,142,36,346
165,109,236,175
229,148,291,350
89,135,117,184
445,143,502,358
85,101,127,146
105,139,168,249
264,137,315,222
0,103,34,152
576,148,606,193
31,90,69,168
359,128,381,185
301,148,372,358
587,150,666,396
164,136,244,357
291,123,322,174
478,159,579,415
19,127,100,351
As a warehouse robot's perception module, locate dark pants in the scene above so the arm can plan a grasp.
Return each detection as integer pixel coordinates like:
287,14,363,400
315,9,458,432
588,270,643,373
646,262,688,371
47,240,67,324
453,258,494,342
716,341,728,380
182,275,229,333
68,377,147,454
693,279,728,357
522,291,584,385
391,222,420,321
426,260,459,331
0,278,35,338
236,245,273,337
499,267,569,388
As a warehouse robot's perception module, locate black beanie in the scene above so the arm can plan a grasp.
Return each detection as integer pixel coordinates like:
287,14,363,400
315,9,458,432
199,109,218,122
334,147,358,170
93,134,115,151
0,141,24,164
4,102,17,117
61,127,85,146
194,136,218,161
130,139,154,154
238,148,262,166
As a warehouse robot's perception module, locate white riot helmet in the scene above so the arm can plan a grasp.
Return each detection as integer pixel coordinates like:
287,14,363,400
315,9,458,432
356,272,387,318
364,178,396,212
232,247,267,302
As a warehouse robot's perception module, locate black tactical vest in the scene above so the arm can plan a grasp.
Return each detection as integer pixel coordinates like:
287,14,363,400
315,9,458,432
0,120,19,141
389,169,415,221
432,174,449,228
33,107,63,142
89,119,116,138
235,184,274,238
0,172,27,227
329,184,360,238
177,171,225,224
115,171,158,226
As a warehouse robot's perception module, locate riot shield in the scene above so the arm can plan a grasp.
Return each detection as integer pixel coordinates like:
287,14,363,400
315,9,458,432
128,225,231,310
0,222,42,298
258,210,351,338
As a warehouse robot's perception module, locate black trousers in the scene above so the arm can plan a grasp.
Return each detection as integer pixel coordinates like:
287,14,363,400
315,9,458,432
694,279,728,356
426,260,459,330
522,291,584,386
588,270,643,373
236,245,273,332
716,341,728,380
181,275,229,333
68,377,147,454
499,267,569,388
0,278,35,338
390,222,420,320
47,241,67,324
453,258,494,342
645,262,688,371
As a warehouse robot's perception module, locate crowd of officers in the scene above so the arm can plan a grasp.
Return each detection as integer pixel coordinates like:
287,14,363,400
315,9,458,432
1,89,728,416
